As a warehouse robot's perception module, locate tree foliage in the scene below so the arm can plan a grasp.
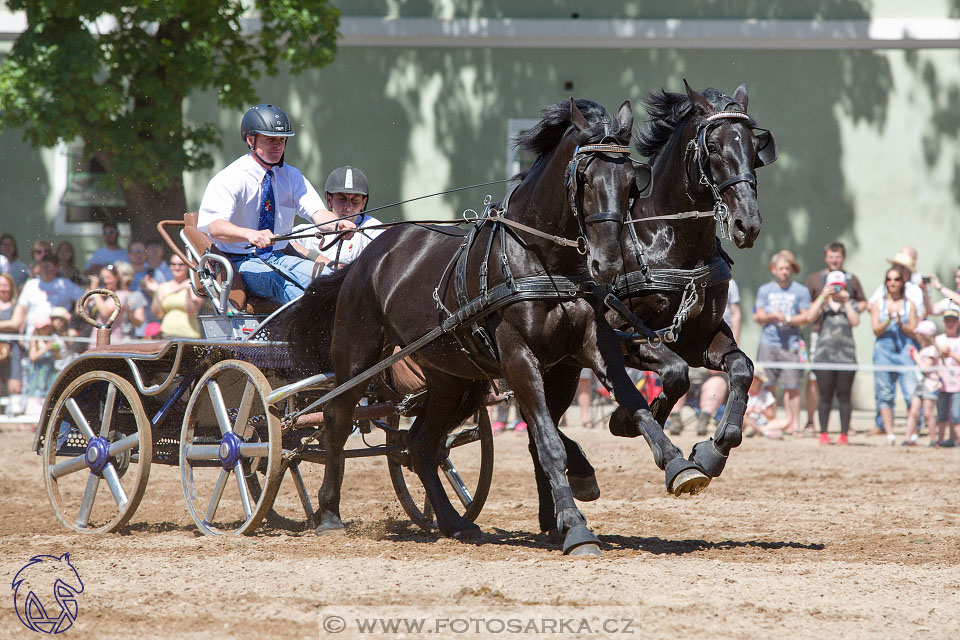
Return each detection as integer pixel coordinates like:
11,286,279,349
0,0,339,194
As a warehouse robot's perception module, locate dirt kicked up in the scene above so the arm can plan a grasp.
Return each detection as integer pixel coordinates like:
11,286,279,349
2,421,958,639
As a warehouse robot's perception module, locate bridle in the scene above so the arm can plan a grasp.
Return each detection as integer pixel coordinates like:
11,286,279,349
685,110,758,240
563,141,634,253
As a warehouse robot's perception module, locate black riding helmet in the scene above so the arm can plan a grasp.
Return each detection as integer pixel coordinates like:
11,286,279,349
324,166,369,211
241,104,295,166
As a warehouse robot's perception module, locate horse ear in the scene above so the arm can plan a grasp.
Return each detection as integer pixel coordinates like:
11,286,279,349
683,79,714,115
60,552,70,562
731,84,749,111
570,98,590,132
616,100,633,139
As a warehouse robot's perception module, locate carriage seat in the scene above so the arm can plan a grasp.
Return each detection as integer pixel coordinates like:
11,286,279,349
182,213,282,315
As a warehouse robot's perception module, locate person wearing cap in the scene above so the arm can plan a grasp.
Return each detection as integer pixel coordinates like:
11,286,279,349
934,304,960,447
290,166,384,271
807,270,861,445
197,104,356,304
753,250,811,436
48,307,79,371
905,320,942,446
870,264,920,444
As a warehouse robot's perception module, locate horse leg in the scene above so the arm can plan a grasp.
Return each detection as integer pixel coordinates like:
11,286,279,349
314,388,366,534
690,327,752,479
527,364,599,535
622,345,691,428
501,344,601,556
408,374,482,539
589,318,709,496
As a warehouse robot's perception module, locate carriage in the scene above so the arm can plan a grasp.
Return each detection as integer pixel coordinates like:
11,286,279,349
31,212,494,536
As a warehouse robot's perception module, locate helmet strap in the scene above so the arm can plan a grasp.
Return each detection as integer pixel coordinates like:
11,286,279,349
248,134,285,168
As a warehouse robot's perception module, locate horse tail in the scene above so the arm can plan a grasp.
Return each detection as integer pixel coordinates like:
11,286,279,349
282,264,353,375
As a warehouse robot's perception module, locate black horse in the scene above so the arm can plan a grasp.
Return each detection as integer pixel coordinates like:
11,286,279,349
535,82,777,533
289,98,660,555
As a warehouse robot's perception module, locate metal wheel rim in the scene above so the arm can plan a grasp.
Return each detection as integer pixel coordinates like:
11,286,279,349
42,371,151,534
387,412,494,532
179,359,281,535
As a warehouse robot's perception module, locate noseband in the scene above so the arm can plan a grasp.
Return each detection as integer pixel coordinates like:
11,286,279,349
686,110,756,239
564,142,633,254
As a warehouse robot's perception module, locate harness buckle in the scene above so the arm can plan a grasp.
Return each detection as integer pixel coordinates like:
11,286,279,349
576,236,588,256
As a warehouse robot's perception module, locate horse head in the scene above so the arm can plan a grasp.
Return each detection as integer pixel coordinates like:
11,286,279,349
682,80,777,249
565,98,645,284
12,553,84,633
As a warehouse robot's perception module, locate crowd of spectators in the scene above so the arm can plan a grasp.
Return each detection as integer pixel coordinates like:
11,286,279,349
0,222,184,418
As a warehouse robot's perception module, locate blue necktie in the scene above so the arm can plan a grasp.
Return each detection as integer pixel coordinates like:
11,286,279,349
256,169,275,258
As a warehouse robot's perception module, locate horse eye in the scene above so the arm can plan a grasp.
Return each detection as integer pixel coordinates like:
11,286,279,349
707,142,719,153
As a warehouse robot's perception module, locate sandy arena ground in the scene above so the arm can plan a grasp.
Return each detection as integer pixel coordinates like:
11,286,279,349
2,410,959,639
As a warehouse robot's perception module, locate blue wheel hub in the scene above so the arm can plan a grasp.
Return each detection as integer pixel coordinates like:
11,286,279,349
218,431,242,469
85,437,111,474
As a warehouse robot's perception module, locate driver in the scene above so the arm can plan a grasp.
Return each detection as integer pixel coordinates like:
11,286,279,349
197,104,355,303
291,166,385,270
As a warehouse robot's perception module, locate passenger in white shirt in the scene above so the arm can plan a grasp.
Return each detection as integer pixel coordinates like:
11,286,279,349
291,166,384,271
197,104,355,304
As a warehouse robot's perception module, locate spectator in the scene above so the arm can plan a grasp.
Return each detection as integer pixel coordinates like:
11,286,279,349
85,222,128,272
926,268,960,315
28,240,53,279
85,263,130,343
146,255,204,338
807,270,861,445
905,320,941,446
803,242,867,433
24,315,59,415
55,241,85,287
48,307,79,371
743,367,783,439
0,234,30,287
934,306,960,447
144,238,173,283
870,266,919,444
125,240,151,289
869,248,926,317
0,254,86,337
0,272,22,397
575,371,595,429
753,250,811,436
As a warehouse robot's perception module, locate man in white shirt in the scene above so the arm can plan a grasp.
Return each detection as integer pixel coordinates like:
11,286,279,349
291,166,384,270
197,104,355,304
0,254,86,335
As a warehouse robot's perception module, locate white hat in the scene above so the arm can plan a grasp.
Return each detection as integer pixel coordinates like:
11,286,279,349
825,271,847,288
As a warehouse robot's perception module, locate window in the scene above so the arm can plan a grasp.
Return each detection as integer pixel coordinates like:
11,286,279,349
55,140,131,234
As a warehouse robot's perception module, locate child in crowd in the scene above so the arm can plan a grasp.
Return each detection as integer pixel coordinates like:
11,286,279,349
935,306,960,447
24,316,59,415
744,368,783,440
905,320,941,446
49,307,79,371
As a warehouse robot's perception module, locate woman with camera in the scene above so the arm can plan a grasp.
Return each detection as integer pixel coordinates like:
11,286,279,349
807,271,861,445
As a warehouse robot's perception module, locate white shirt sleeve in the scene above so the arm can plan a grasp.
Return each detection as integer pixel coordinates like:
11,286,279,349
197,168,241,235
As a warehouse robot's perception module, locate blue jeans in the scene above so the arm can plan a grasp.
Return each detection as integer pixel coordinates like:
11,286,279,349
230,253,330,304
873,337,917,411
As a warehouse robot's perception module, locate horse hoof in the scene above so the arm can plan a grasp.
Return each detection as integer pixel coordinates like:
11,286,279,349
670,468,711,496
567,472,600,502
446,520,481,541
562,524,601,556
664,457,710,496
313,523,347,536
546,528,564,544
608,407,641,438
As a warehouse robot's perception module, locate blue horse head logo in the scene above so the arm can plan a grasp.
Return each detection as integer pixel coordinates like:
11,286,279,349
12,553,84,634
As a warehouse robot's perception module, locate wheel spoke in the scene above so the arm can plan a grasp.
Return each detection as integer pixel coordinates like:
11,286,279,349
234,461,253,520
204,469,230,524
205,380,233,436
234,380,256,438
108,433,140,456
440,456,474,508
99,383,118,437
102,463,129,510
50,453,89,479
75,473,100,528
66,398,96,442
184,444,221,461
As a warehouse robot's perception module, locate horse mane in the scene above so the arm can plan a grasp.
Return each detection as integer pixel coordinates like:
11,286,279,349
635,87,757,161
513,98,629,167
281,265,352,375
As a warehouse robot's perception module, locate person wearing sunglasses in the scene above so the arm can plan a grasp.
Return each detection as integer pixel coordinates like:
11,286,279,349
85,222,129,272
870,266,920,444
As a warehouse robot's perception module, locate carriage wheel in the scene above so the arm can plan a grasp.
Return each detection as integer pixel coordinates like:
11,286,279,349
180,360,282,535
387,411,494,532
42,371,151,534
